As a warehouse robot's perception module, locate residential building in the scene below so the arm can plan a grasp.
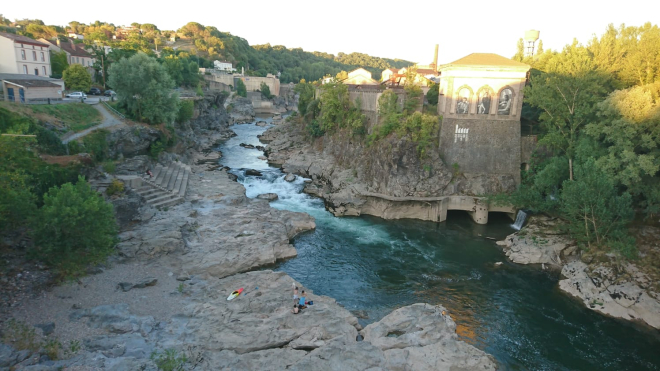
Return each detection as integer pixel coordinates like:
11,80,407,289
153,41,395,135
68,32,84,40
213,60,235,72
0,32,51,76
1,73,65,103
39,38,96,68
381,68,399,82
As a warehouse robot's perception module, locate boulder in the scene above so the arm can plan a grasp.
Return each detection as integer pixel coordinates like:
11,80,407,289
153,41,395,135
284,173,296,182
35,322,55,336
111,189,146,230
256,193,279,201
107,126,162,159
245,169,263,176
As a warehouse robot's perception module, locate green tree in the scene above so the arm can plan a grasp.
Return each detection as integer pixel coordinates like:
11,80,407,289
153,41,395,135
260,82,272,99
426,82,439,105
62,64,92,92
525,69,609,180
586,82,660,215
235,78,247,97
294,82,315,116
513,38,525,61
108,52,179,124
31,176,118,275
50,51,68,79
559,159,635,255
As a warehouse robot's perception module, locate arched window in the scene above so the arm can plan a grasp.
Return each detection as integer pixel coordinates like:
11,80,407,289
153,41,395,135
455,87,471,114
476,87,493,114
498,87,514,115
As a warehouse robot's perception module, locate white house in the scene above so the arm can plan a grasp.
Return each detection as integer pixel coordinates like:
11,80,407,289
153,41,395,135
213,60,235,72
0,32,52,76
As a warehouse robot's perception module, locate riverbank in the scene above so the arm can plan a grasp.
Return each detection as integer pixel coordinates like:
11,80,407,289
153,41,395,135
261,116,660,332
497,215,660,330
0,109,496,369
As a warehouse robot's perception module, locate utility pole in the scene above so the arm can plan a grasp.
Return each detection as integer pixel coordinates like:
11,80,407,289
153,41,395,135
101,53,106,89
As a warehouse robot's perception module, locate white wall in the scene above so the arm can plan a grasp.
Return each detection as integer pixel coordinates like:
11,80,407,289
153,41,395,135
0,37,18,73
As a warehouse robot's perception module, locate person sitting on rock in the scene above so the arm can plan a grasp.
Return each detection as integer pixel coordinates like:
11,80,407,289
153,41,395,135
146,169,153,178
292,304,301,314
298,291,307,309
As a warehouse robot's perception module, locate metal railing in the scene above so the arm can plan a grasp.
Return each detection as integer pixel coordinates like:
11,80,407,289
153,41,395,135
101,100,126,120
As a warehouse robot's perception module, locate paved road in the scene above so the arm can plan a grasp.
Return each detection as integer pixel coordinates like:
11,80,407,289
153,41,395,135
62,103,124,144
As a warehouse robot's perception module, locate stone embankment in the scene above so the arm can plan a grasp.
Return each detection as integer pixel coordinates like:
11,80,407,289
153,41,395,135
0,100,496,370
261,118,515,224
497,215,660,330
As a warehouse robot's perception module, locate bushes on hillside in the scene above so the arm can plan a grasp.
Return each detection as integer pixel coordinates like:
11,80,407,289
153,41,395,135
176,100,194,124
31,176,117,275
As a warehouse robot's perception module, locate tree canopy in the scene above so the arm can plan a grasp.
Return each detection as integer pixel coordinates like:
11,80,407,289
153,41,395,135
62,64,92,92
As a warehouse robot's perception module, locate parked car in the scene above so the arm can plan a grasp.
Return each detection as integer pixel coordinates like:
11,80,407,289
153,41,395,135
104,90,116,97
88,87,102,95
66,92,87,99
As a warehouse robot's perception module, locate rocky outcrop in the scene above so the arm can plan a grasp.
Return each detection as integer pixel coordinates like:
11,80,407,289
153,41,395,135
263,119,516,222
361,304,497,370
496,216,577,266
228,97,255,123
559,261,660,329
176,92,234,150
106,125,162,159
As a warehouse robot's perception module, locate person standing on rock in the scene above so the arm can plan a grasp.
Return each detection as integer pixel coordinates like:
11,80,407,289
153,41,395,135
299,290,307,309
293,286,299,304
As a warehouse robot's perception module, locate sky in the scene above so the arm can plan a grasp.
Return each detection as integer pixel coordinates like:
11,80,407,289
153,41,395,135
2,0,655,64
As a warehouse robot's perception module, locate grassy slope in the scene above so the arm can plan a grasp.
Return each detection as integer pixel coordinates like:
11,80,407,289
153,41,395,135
0,102,102,132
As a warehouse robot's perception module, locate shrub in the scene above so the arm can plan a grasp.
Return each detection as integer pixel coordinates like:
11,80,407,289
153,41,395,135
306,120,324,138
235,79,247,97
102,161,116,174
176,100,194,124
151,349,188,371
1,320,40,353
33,124,67,155
43,338,62,360
82,130,108,162
106,179,124,196
149,140,165,159
260,82,272,99
31,176,118,277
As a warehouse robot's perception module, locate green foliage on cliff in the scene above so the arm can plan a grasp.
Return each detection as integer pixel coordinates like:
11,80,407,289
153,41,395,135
50,50,68,79
260,82,272,99
176,100,195,124
235,79,247,97
316,81,366,136
32,176,117,275
294,82,316,117
108,53,179,124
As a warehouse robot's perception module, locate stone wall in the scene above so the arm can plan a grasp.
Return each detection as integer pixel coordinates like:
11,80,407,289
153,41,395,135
440,117,521,185
521,135,537,167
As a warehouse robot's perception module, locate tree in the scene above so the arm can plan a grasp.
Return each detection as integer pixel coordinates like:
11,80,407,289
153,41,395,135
50,51,68,79
294,82,315,116
536,40,544,55
108,52,179,124
525,55,609,180
513,38,525,61
62,64,92,92
426,82,439,105
32,176,117,275
560,159,635,255
586,82,660,215
260,82,272,99
235,78,247,97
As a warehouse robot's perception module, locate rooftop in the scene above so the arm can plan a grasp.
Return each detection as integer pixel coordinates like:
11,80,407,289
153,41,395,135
0,32,50,47
3,79,61,88
441,53,530,69
0,73,61,82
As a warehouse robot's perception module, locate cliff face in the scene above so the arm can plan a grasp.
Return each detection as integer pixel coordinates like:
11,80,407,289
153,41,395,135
175,92,234,151
263,119,516,220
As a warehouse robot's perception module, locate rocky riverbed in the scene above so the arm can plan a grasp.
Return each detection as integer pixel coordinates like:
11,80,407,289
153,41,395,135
0,108,497,369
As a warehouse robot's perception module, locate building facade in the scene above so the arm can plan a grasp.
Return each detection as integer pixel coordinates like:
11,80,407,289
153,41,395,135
39,38,96,67
0,32,51,76
436,53,530,186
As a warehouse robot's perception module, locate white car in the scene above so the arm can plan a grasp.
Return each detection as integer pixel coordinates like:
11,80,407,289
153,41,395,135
66,92,87,99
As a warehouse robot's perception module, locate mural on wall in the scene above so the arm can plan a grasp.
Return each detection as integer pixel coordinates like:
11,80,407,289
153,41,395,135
477,90,491,114
456,88,470,114
498,88,513,115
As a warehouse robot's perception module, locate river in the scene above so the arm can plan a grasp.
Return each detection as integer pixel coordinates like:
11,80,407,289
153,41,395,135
218,120,660,371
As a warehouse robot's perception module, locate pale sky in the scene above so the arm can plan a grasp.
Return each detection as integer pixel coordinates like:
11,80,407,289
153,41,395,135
2,0,655,64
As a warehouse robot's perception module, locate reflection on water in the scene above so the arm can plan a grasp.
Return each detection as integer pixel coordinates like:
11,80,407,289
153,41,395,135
219,122,660,371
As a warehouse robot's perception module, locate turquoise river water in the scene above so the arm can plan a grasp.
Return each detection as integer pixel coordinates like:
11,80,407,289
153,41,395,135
218,120,660,371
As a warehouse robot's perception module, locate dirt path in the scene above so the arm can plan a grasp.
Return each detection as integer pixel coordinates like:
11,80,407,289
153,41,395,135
62,103,125,144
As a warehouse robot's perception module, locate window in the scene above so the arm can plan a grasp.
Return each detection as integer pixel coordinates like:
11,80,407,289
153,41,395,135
42,66,47,75
21,50,26,60
23,65,28,74
34,68,39,76
32,51,37,61
76,57,79,64
41,52,45,61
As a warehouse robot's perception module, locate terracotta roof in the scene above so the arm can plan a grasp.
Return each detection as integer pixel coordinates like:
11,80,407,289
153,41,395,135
383,68,399,73
416,68,438,75
61,42,93,58
3,79,61,88
0,32,49,47
442,53,529,68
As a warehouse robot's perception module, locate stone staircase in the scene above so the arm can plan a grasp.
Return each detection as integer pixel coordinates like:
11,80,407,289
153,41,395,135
135,162,191,209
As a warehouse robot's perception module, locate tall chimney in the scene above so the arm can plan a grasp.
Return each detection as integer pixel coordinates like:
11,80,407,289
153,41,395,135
433,44,439,69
